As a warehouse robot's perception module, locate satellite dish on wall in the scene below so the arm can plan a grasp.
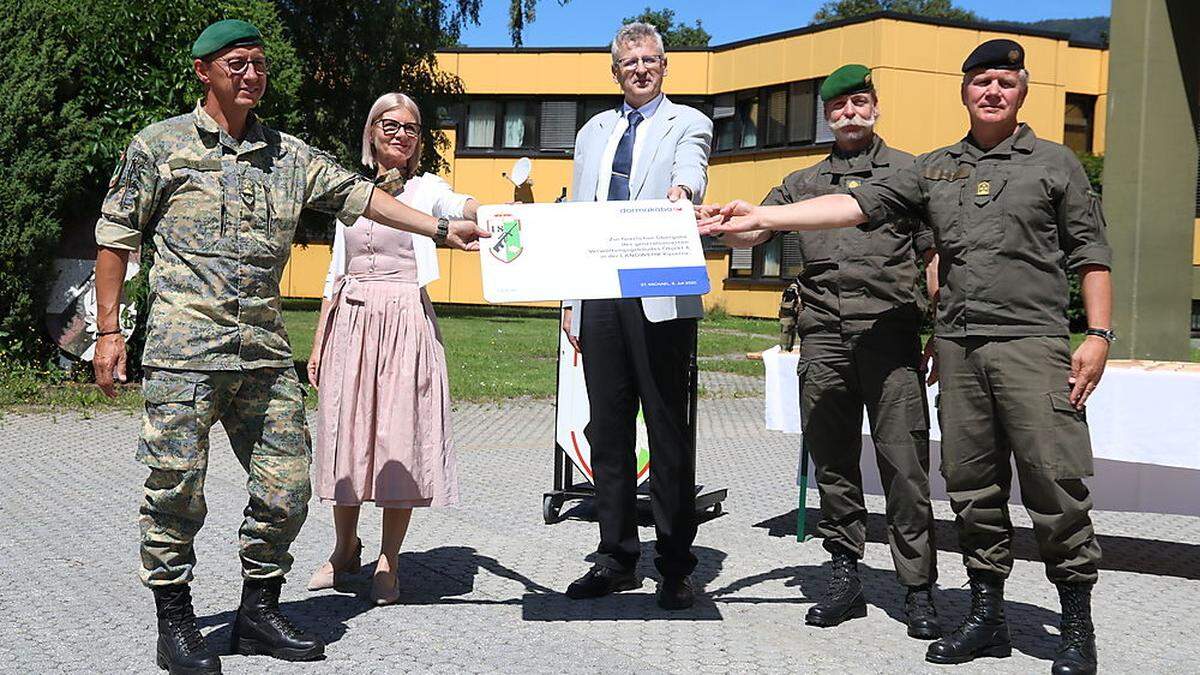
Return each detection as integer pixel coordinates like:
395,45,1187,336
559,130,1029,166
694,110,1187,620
509,157,532,186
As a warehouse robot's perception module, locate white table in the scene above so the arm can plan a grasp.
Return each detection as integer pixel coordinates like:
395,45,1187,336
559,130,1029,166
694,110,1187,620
762,346,1200,516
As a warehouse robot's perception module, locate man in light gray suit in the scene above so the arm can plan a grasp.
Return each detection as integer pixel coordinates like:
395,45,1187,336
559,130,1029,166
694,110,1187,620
560,22,713,610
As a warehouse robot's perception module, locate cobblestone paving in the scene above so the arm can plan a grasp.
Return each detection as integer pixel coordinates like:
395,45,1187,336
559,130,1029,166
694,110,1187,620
1,395,1196,673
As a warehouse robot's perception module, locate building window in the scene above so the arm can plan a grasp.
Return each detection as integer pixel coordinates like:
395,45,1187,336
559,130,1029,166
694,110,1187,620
1064,93,1096,154
502,100,537,149
712,79,823,155
727,233,805,281
788,81,816,145
465,100,498,148
458,96,625,154
1192,301,1200,336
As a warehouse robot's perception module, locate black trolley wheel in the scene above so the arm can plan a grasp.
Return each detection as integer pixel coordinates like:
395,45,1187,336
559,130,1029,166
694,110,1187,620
543,494,561,524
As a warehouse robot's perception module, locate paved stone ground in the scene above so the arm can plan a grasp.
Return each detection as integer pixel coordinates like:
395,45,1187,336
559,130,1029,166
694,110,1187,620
1,381,1197,673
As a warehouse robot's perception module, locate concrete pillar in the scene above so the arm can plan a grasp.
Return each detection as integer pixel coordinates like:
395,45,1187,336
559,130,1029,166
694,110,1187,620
1103,0,1198,360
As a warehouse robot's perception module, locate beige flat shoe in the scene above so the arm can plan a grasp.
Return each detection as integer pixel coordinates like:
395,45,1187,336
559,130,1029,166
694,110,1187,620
306,538,362,591
370,568,401,606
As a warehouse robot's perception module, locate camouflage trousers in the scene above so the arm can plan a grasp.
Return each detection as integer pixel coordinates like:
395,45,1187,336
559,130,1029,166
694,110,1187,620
137,367,311,587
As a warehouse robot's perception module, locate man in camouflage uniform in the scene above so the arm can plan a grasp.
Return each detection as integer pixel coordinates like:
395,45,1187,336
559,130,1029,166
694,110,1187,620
700,40,1111,675
724,65,941,639
92,20,485,673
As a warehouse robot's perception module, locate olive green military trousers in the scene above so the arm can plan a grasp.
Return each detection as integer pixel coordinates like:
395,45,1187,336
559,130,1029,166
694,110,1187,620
136,367,311,587
935,336,1101,584
798,331,937,587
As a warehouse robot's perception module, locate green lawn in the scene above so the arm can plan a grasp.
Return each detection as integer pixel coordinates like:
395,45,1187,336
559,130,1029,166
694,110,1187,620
3,301,1196,410
282,301,778,402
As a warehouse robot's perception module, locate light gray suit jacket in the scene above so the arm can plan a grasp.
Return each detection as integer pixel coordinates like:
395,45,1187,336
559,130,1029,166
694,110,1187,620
565,96,713,335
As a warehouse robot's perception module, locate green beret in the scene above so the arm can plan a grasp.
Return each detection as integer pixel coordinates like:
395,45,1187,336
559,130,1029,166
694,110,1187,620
819,64,874,101
191,19,264,60
962,39,1024,73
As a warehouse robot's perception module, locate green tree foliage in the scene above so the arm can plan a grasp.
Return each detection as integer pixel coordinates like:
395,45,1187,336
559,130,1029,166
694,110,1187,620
814,0,979,23
275,1,485,241
620,7,711,47
0,0,299,365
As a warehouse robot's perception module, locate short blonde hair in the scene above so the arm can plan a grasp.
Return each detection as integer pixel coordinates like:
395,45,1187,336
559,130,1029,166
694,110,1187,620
361,92,423,176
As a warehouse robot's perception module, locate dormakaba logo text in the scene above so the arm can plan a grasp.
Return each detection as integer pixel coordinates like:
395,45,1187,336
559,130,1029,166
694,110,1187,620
486,215,524,263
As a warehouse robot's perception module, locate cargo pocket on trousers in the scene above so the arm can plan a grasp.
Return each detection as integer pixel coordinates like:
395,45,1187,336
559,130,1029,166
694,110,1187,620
137,378,201,470
1043,391,1095,479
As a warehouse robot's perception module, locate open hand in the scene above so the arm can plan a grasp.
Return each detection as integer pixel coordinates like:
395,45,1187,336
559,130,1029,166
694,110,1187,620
448,219,490,251
697,200,762,236
1068,336,1109,409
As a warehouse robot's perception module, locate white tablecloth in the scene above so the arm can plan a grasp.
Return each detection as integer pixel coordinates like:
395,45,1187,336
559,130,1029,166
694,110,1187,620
762,346,1200,516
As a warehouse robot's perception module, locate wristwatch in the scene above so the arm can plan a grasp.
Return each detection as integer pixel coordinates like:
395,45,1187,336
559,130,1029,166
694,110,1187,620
1084,327,1117,343
433,217,450,245
676,185,694,202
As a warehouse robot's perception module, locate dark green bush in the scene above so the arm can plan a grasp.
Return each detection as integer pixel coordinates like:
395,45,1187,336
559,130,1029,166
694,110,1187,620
0,0,300,368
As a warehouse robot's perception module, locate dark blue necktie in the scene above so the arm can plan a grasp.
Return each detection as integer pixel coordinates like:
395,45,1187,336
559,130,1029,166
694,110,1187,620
607,111,644,201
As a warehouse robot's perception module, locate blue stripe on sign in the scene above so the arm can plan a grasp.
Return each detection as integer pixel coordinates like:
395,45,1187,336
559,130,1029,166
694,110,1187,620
617,266,711,297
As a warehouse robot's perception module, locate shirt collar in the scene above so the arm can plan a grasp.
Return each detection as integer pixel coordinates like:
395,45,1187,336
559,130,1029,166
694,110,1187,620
951,123,1036,159
192,100,268,154
621,93,665,121
823,134,889,175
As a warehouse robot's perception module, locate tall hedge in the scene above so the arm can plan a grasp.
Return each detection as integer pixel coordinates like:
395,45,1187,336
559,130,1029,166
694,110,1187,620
0,0,299,365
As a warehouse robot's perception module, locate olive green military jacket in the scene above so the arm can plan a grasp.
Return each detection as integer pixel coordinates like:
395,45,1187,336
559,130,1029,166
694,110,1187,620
762,136,934,336
95,102,374,370
849,124,1111,338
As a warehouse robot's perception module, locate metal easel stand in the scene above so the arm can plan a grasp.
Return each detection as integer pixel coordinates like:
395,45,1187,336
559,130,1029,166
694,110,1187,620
796,442,815,542
543,322,728,524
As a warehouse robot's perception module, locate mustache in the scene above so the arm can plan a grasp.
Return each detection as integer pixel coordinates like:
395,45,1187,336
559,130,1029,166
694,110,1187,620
829,113,877,130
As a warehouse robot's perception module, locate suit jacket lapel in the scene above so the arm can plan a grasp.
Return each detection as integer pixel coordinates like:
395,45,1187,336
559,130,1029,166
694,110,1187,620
577,109,618,201
630,97,675,199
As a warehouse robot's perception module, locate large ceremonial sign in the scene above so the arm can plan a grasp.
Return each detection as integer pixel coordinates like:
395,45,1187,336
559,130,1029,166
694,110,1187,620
553,323,651,486
477,199,710,303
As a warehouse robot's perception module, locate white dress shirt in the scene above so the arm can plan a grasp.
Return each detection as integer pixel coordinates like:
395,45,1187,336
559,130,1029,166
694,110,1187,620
323,173,472,298
594,93,665,201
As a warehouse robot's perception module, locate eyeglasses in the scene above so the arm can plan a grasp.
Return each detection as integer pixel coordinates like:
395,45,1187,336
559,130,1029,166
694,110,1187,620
374,120,422,138
616,54,665,71
213,57,270,76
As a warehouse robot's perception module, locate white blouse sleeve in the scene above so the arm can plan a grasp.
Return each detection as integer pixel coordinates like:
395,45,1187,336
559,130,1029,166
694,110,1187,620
321,221,348,300
423,174,474,219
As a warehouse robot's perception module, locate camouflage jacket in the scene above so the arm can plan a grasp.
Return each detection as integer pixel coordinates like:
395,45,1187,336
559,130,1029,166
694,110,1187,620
95,102,374,370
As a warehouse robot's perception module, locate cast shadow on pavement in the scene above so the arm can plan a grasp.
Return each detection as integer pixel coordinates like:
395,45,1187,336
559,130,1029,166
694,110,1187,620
520,544,728,622
754,507,1200,581
705,560,1063,662
194,546,553,651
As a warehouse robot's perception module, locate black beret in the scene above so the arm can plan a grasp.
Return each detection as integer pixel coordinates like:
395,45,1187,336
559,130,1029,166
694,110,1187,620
961,39,1024,73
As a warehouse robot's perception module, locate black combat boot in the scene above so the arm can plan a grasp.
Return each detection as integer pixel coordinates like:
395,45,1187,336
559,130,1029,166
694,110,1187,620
925,571,1011,664
805,546,867,627
231,578,325,662
153,585,221,674
1052,582,1098,675
904,584,942,640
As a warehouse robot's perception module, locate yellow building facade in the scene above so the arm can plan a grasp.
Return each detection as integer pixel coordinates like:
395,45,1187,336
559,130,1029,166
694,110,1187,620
283,13,1121,319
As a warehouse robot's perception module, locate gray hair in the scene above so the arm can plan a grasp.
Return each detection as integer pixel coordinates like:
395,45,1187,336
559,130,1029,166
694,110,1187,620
611,22,665,63
361,92,423,175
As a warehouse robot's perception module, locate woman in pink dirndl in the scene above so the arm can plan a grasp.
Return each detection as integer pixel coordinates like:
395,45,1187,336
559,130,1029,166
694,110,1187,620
306,92,478,605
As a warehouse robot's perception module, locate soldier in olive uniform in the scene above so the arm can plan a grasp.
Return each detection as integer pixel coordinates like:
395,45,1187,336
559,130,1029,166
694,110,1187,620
721,65,941,639
700,40,1109,675
92,20,486,673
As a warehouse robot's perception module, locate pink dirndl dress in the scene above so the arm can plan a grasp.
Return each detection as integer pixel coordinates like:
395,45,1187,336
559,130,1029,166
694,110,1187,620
314,216,458,508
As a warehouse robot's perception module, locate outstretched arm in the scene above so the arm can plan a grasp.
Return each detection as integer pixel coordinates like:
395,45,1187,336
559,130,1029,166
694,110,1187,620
364,187,489,250
697,194,868,237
